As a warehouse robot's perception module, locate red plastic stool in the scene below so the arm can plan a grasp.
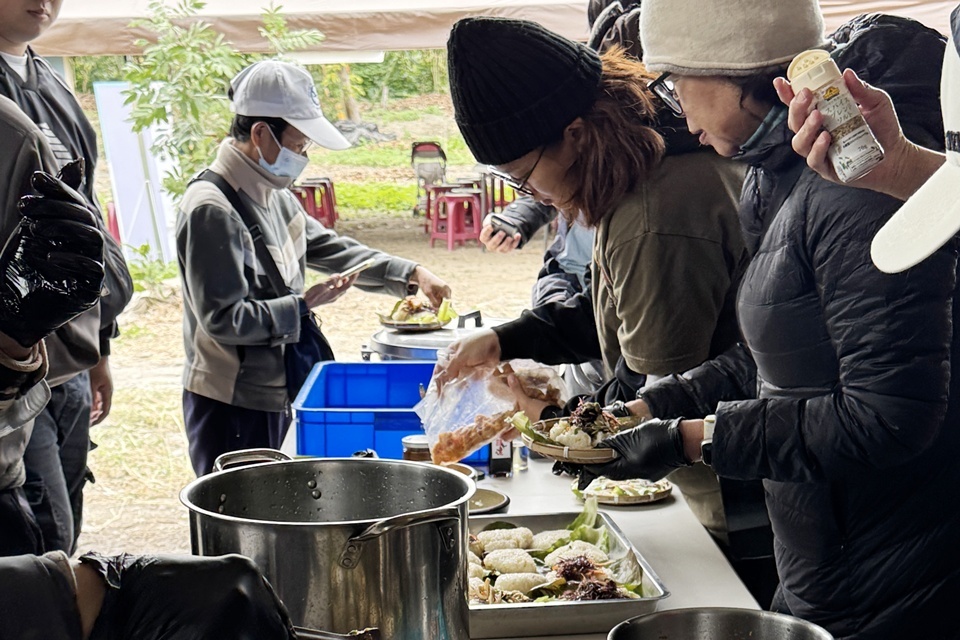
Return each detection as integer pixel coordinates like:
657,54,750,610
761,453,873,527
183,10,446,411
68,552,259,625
431,190,483,250
293,178,339,228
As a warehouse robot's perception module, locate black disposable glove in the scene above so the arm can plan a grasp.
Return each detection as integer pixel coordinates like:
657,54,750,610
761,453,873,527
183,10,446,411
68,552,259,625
0,159,104,348
81,552,297,640
581,418,691,488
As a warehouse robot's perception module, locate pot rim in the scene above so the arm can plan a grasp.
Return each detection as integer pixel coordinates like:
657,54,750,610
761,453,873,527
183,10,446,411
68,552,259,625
179,457,476,527
607,607,834,639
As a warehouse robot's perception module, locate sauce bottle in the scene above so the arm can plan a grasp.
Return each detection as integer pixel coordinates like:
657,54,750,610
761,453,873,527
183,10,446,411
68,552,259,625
788,50,884,182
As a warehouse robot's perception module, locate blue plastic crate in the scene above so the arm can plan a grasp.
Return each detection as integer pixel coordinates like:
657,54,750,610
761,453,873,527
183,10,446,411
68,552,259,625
293,361,489,464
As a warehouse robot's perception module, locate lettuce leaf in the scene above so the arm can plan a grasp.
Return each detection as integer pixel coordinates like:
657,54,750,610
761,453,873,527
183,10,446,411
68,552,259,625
510,411,553,444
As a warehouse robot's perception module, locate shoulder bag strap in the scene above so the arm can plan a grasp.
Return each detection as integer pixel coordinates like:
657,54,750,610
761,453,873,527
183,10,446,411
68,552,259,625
195,170,290,299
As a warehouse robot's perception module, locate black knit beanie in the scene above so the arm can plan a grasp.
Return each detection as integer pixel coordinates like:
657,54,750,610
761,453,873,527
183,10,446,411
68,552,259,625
447,17,603,165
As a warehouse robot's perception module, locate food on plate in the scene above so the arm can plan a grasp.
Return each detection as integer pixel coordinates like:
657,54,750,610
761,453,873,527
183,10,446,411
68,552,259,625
383,296,456,325
579,477,673,503
561,578,636,601
477,527,533,551
469,534,484,557
469,563,488,580
548,421,593,449
468,550,483,566
494,572,551,596
467,499,646,607
530,529,571,551
513,400,625,453
569,401,621,439
544,540,609,567
552,556,609,582
469,577,532,604
483,548,538,574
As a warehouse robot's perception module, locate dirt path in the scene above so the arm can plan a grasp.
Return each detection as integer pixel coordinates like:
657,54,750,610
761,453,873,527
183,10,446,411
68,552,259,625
77,216,548,554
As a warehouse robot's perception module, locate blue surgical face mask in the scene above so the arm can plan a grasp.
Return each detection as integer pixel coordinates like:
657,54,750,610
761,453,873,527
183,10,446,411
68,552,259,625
256,126,310,180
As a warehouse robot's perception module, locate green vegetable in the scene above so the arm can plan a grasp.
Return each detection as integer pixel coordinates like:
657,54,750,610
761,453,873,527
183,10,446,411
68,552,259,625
510,412,553,445
528,576,567,598
436,299,457,324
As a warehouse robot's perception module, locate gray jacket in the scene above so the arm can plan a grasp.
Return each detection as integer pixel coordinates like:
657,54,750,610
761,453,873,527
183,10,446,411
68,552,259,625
177,141,417,411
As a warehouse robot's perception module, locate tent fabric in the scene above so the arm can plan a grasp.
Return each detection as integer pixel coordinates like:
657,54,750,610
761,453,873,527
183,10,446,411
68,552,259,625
33,0,956,58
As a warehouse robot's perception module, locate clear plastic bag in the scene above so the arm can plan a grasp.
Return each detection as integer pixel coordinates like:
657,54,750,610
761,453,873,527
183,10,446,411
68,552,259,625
415,360,564,464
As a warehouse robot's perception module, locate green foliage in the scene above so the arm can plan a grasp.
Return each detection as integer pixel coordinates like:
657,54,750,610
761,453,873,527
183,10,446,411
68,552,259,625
126,244,179,293
72,56,126,93
122,0,322,201
258,2,324,58
335,182,417,216
352,50,448,101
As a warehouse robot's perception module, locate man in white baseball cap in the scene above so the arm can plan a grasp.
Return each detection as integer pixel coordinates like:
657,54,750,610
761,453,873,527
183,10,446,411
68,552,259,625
231,59,351,152
175,59,452,475
777,5,960,274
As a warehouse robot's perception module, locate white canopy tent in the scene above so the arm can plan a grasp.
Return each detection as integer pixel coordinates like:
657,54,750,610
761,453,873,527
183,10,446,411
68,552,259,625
33,0,957,58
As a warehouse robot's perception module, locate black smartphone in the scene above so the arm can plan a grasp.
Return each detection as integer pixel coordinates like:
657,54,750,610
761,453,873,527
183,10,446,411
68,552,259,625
489,214,521,238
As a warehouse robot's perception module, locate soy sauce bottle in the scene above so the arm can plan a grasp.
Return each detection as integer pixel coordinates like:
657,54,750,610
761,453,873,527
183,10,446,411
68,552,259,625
489,436,513,477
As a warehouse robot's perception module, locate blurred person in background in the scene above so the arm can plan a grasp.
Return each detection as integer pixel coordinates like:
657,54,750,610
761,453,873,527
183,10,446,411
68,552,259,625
0,0,134,555
178,60,451,475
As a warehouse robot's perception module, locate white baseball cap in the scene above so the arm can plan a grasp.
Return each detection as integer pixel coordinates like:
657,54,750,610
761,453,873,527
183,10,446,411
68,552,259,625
229,60,351,150
871,11,960,273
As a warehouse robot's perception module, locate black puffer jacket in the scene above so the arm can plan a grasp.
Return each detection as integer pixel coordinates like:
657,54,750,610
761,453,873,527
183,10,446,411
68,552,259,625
640,16,960,639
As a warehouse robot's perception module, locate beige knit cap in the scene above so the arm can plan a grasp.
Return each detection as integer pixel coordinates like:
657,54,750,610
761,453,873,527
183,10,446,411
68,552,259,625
641,0,826,76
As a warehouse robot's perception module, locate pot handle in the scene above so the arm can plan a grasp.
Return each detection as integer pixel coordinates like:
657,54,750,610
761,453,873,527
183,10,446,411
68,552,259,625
339,507,461,569
212,448,292,472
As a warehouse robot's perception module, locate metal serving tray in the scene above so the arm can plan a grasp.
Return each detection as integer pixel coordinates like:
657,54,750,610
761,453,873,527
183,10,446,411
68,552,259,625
468,512,669,638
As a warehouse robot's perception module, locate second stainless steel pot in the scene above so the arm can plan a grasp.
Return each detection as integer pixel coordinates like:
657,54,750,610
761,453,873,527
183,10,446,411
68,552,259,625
180,450,475,639
608,608,834,640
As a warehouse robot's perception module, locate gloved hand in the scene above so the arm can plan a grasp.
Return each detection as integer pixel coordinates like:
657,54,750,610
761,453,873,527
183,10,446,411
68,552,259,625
81,552,297,640
0,159,104,348
582,418,691,487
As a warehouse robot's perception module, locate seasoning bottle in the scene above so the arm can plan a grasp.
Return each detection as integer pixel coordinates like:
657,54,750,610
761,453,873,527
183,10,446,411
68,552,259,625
401,434,432,462
788,50,884,182
489,436,513,477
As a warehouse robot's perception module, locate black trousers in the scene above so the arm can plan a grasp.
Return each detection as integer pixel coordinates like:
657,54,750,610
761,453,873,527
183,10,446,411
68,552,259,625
0,487,43,556
182,390,289,476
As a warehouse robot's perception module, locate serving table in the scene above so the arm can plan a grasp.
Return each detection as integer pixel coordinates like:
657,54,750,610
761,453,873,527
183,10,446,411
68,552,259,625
474,457,759,640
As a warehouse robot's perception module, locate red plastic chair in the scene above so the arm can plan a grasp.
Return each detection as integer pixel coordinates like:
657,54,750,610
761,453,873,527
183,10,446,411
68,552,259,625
293,178,339,229
430,189,483,251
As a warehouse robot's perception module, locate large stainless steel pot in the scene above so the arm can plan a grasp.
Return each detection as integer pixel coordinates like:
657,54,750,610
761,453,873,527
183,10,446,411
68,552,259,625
180,450,475,639
608,608,834,640
363,311,508,360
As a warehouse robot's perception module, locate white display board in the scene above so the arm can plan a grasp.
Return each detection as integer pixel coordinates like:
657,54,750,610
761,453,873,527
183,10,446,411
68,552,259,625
93,80,176,263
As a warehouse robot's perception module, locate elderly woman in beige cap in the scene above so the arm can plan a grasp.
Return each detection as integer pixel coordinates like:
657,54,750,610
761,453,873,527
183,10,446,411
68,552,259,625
583,0,960,637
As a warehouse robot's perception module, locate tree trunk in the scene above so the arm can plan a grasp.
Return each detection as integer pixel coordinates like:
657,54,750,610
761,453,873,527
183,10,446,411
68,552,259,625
339,64,362,123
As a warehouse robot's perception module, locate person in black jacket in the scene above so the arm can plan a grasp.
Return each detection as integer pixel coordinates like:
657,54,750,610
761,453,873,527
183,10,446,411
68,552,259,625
585,1,958,637
0,0,134,554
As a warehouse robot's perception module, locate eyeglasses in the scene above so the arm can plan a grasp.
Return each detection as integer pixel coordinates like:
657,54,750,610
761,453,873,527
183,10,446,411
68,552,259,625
261,123,314,155
649,72,684,118
488,146,546,196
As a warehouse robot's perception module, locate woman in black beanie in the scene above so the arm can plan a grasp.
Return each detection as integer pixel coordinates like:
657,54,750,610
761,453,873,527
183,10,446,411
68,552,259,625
437,16,783,604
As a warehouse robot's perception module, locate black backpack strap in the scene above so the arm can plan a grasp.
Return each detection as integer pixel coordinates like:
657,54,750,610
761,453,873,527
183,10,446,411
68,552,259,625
195,170,290,299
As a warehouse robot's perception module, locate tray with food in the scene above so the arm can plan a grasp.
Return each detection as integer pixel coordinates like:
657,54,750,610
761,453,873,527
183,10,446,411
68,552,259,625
575,477,674,506
467,499,669,638
377,296,456,332
514,401,638,464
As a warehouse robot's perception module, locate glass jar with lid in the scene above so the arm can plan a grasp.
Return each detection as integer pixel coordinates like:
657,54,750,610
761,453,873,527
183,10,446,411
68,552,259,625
402,434,432,462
